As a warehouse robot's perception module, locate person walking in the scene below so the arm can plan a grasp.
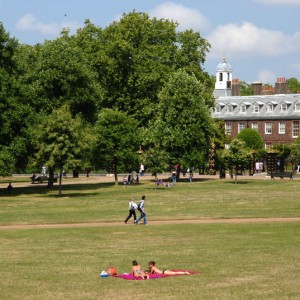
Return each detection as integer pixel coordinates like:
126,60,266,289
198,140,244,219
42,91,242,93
124,197,137,224
134,195,147,225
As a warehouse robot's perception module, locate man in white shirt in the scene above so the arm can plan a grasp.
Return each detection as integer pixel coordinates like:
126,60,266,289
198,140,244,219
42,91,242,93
124,197,138,224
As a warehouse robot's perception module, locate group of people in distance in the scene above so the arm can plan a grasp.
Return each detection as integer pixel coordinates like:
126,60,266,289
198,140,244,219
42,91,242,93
132,260,189,279
124,195,147,225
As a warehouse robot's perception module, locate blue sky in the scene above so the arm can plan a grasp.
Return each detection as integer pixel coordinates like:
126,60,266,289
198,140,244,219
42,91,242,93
1,0,300,84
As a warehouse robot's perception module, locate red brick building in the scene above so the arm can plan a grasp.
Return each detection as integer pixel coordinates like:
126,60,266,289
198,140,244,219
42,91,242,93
212,59,300,148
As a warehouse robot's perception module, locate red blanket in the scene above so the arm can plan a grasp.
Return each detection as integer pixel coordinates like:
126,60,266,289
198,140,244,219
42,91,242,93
113,270,201,280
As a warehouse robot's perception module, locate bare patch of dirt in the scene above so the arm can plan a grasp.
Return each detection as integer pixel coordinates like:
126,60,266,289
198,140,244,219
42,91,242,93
1,217,300,230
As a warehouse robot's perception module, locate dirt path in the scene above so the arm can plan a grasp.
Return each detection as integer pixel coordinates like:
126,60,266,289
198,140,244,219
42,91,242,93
1,217,300,230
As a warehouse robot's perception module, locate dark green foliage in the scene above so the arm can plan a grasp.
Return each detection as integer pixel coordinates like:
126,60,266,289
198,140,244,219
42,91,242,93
72,12,212,126
237,128,264,151
286,77,300,94
93,109,140,184
146,70,215,170
0,146,15,176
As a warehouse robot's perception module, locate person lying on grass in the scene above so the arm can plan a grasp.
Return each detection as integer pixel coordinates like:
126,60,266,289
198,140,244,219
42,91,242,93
147,261,190,275
132,260,149,279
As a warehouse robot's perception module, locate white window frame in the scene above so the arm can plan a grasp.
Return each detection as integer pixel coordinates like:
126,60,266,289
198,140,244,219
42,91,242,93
251,122,258,131
253,104,260,113
265,143,272,150
281,103,287,112
225,123,232,135
278,122,286,134
265,122,272,134
215,105,221,113
292,121,299,138
226,105,233,113
267,104,274,112
240,104,246,113
238,122,245,133
295,103,300,112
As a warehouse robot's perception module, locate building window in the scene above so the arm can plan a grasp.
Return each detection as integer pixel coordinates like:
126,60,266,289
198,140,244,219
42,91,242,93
252,122,258,131
219,73,223,81
295,103,300,111
253,104,260,113
215,105,221,113
265,122,272,134
238,122,245,133
267,104,274,112
225,123,232,135
240,104,246,113
278,122,286,134
226,105,233,113
265,143,272,150
281,103,287,112
293,121,299,137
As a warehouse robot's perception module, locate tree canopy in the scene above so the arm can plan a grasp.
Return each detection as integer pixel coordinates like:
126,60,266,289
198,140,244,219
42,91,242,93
145,69,215,172
30,105,92,194
93,108,140,184
72,12,212,127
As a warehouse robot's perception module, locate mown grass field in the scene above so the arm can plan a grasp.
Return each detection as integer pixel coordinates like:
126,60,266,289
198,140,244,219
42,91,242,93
1,176,300,299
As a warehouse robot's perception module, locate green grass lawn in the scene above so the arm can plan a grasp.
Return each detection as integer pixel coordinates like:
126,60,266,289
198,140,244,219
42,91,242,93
1,177,300,299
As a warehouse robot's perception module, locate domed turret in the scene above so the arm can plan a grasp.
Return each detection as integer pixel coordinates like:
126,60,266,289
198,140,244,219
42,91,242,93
217,58,232,72
214,57,233,98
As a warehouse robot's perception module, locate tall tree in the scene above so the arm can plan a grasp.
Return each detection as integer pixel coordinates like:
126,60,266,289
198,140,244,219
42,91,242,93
223,139,252,183
16,33,103,124
145,69,215,175
0,22,32,172
93,109,140,185
72,12,212,126
31,105,93,195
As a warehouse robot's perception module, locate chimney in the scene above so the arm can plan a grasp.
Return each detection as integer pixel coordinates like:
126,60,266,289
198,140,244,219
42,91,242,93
262,85,275,95
253,81,263,95
275,77,288,94
232,79,240,96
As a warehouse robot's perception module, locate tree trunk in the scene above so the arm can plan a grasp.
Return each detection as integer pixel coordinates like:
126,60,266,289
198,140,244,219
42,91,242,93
47,167,55,189
73,169,79,178
176,165,180,180
58,168,63,196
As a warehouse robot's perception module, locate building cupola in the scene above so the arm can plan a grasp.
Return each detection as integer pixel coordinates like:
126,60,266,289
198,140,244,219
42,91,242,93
213,57,233,98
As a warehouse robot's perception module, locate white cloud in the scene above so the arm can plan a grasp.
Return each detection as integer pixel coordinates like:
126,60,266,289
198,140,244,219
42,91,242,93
149,2,210,32
207,22,300,59
256,69,277,83
16,13,80,36
254,0,300,5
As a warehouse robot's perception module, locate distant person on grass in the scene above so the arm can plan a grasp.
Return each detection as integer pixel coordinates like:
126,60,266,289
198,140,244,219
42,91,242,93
132,260,149,279
7,182,13,194
124,197,137,224
147,261,189,275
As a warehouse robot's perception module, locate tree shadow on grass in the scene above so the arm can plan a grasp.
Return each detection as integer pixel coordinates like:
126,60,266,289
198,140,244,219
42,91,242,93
0,181,142,197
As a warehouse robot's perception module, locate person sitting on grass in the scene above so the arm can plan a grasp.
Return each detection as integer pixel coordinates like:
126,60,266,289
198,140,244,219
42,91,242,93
132,260,149,279
147,261,189,275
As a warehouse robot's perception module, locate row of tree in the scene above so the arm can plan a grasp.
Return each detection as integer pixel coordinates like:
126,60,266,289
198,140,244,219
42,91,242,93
0,12,216,191
1,12,300,193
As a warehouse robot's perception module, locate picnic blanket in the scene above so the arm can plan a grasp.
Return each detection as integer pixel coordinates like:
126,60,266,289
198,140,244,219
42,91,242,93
113,270,201,280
